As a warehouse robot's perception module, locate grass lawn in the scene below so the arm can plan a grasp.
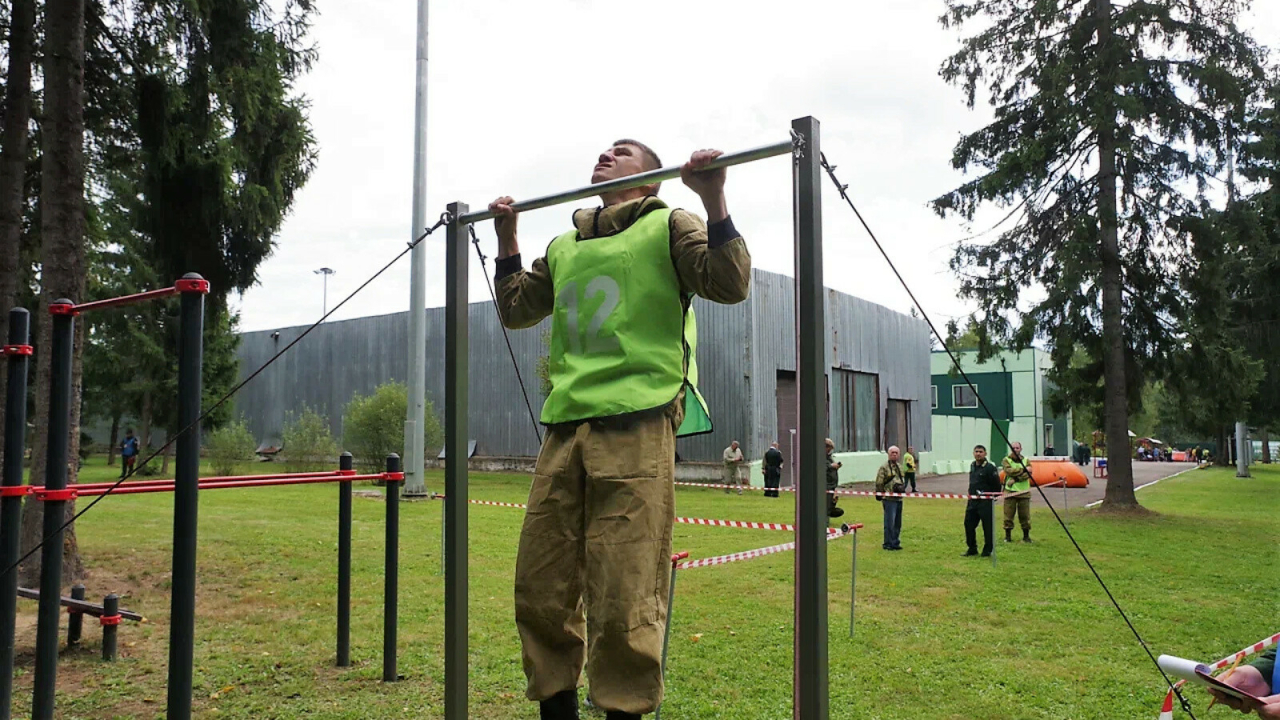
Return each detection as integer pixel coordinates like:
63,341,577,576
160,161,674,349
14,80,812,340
4,458,1276,718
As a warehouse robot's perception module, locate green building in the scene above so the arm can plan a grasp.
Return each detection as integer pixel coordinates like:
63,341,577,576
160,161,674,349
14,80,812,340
928,349,1072,474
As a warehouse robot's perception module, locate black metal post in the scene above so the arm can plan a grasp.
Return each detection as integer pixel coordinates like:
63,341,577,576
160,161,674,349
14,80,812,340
0,307,31,720
67,584,85,646
31,301,75,720
101,594,118,661
444,202,469,719
166,274,207,720
383,453,401,682
792,116,828,720
337,452,352,667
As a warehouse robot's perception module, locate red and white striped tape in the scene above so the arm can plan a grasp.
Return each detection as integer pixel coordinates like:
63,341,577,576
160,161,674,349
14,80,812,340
1157,631,1279,718
675,516,796,531
468,499,528,509
671,480,998,501
463,498,818,533
676,527,853,570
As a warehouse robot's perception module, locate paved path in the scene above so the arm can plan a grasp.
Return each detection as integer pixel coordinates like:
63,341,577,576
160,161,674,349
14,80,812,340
910,460,1199,508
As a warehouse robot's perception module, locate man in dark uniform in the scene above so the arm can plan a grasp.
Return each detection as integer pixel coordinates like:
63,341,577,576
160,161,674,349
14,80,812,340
763,441,783,498
825,438,844,517
963,445,1002,557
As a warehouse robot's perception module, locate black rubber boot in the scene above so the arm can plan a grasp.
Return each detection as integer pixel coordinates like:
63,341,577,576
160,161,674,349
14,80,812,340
1022,529,1032,543
540,689,579,720
1004,528,1012,543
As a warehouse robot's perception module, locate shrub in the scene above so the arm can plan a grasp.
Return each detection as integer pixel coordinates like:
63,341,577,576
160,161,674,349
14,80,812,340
343,382,443,472
207,419,257,476
281,406,339,473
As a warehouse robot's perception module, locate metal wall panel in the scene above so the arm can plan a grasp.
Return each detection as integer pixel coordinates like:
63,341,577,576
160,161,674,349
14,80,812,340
234,269,930,463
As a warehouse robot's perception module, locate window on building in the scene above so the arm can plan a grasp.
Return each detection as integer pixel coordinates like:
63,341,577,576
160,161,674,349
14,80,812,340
930,385,938,410
953,384,978,409
1044,423,1055,452
830,369,880,452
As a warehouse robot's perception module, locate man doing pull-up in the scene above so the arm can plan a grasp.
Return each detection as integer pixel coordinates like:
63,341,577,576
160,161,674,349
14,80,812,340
492,139,751,719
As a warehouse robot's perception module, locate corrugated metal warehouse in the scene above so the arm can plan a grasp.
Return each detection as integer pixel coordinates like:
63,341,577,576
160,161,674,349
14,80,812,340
234,268,932,468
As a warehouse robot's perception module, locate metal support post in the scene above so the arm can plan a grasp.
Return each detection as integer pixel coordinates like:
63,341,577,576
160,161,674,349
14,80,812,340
0,307,31,720
31,301,75,720
101,594,118,661
383,453,402,682
655,552,688,720
402,0,432,498
1063,483,1069,526
67,584,85,645
991,508,998,569
166,274,208,720
849,528,857,638
443,203,470,719
792,116,828,720
337,452,353,667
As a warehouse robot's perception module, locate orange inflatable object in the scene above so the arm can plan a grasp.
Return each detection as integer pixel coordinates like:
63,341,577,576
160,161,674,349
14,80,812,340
999,458,1090,488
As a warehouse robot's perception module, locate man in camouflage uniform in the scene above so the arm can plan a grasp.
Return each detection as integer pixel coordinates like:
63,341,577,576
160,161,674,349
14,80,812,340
492,139,750,720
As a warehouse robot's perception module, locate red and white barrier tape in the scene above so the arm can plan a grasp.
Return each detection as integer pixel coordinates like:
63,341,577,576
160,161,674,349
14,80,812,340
468,499,528,509
676,526,855,571
463,498,817,533
675,516,796,531
671,480,999,501
1158,631,1280,718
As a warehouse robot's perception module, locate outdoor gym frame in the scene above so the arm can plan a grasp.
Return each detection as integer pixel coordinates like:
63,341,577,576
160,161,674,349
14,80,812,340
442,116,831,719
0,276,410,720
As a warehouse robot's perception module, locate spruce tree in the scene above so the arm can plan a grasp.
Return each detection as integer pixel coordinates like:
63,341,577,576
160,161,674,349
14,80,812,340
932,0,1265,507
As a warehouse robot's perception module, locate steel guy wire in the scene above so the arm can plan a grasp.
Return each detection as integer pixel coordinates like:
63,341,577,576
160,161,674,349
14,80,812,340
817,153,1197,718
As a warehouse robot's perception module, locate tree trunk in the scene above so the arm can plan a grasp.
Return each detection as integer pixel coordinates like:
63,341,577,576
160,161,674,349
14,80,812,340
160,432,171,475
18,0,88,587
0,0,38,458
1095,0,1136,508
139,388,153,452
1262,428,1271,464
107,413,119,466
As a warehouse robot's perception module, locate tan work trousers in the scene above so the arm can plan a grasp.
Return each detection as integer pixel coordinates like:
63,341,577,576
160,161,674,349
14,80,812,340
1003,495,1031,532
722,463,744,492
514,402,681,716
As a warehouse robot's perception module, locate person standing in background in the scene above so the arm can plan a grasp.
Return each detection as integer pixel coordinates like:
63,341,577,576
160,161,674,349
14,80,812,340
903,445,918,493
763,441,783,498
722,441,745,495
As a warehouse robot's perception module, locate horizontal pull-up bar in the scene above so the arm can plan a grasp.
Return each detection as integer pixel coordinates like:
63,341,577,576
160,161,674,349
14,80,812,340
457,138,795,225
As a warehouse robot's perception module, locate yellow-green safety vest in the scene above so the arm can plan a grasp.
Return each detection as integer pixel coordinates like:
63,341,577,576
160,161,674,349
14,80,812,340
541,208,711,436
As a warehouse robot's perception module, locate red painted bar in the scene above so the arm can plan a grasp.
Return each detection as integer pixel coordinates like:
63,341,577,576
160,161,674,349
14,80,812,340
64,287,181,314
72,470,347,491
73,473,388,497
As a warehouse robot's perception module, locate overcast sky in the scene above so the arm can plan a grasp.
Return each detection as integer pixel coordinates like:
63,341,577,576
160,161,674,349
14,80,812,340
234,0,1279,334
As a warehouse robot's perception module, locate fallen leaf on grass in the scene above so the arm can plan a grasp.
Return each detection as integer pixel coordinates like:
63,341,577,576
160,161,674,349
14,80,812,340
690,633,703,643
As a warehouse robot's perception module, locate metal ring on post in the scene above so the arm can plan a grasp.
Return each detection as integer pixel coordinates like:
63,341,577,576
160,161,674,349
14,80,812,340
0,345,32,356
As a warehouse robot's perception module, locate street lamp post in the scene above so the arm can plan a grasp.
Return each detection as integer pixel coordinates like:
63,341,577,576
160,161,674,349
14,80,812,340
314,268,335,319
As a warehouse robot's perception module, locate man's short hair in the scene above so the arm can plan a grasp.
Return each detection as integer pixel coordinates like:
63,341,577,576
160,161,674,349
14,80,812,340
613,139,662,194
974,444,986,451
614,139,662,171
